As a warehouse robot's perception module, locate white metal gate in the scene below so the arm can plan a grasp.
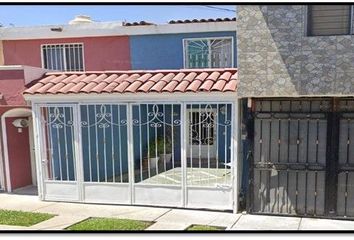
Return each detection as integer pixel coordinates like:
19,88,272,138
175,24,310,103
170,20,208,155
34,102,235,210
36,104,81,201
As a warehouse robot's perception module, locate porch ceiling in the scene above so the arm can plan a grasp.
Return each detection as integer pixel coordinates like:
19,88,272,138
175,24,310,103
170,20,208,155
23,68,238,95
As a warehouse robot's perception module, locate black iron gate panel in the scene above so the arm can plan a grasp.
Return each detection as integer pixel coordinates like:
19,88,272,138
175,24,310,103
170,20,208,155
337,99,354,218
250,99,330,217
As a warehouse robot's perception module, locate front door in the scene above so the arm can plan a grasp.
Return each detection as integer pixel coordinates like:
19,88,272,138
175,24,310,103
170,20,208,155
187,108,217,159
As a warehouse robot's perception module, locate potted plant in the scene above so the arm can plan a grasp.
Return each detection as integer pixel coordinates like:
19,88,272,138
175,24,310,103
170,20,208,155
147,136,173,169
159,136,172,165
147,139,161,170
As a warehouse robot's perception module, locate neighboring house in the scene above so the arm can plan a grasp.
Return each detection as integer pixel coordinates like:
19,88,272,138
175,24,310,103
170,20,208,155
237,5,354,219
0,16,236,71
0,65,46,192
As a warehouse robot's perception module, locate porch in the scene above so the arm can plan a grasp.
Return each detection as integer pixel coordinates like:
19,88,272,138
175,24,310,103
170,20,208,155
24,69,240,212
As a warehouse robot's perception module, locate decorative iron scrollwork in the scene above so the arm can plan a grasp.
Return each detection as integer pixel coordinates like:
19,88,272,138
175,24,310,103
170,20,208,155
132,104,181,127
80,104,128,128
41,107,74,128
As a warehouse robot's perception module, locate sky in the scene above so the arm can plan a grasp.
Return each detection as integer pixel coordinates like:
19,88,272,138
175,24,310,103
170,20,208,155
0,5,236,27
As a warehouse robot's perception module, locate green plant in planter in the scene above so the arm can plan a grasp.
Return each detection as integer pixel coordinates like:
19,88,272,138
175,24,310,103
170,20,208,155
148,136,172,157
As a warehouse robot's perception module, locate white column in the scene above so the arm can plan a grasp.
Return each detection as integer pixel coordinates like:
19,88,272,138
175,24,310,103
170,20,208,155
32,103,44,200
127,103,135,204
233,98,240,214
74,104,85,202
181,102,187,208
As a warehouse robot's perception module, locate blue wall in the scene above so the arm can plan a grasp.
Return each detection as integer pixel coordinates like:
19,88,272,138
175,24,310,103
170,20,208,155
130,31,237,70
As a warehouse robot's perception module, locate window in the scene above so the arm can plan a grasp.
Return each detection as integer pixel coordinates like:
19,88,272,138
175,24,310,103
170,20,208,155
184,38,233,68
307,5,352,36
42,43,84,71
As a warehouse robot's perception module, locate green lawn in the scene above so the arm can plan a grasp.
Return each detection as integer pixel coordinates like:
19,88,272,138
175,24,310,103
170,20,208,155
187,225,226,231
0,209,55,227
67,217,153,231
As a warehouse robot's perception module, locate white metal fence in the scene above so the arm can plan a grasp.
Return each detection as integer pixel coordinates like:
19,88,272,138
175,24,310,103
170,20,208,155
35,101,236,210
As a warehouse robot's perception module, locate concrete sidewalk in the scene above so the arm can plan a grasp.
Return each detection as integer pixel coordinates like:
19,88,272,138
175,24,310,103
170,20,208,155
0,193,354,231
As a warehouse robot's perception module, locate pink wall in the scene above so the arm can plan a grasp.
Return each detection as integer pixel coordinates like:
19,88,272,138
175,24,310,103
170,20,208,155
6,117,32,190
0,70,26,105
3,36,131,71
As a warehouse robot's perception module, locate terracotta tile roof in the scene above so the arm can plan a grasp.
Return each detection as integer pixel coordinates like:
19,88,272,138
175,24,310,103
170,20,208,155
168,17,236,24
24,69,238,95
123,21,155,26
122,17,236,26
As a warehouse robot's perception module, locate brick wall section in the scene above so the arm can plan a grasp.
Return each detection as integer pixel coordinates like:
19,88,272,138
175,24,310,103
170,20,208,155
237,5,354,97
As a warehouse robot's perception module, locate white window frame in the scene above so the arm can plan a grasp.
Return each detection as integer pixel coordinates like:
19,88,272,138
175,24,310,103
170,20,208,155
182,37,234,69
40,43,85,71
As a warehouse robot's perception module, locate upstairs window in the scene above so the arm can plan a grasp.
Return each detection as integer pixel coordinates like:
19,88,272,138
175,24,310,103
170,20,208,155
184,37,233,68
307,5,352,36
41,43,84,71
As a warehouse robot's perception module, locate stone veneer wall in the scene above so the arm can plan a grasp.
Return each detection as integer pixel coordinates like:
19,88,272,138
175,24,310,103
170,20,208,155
237,5,354,97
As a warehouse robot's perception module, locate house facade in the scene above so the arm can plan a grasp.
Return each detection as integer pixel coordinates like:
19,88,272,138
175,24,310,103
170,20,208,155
4,6,354,220
1,17,236,71
237,5,354,219
0,16,240,212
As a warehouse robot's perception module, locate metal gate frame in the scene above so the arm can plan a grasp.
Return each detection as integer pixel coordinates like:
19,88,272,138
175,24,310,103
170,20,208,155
248,97,354,219
32,99,239,212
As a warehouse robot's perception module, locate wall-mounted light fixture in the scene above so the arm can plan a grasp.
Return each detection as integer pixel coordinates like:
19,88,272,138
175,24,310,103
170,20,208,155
12,119,29,133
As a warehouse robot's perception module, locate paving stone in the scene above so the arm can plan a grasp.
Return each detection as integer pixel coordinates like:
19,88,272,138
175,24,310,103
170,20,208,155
34,202,170,222
299,218,354,230
0,225,31,230
29,215,88,230
231,214,301,230
156,209,241,228
0,194,55,212
146,222,190,231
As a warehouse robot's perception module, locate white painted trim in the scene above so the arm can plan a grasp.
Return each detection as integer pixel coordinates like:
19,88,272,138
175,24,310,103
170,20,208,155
0,65,24,70
127,103,134,204
74,104,84,202
24,92,238,102
0,122,5,191
1,108,33,192
183,36,235,68
0,21,237,40
32,104,44,199
181,102,187,207
28,118,37,186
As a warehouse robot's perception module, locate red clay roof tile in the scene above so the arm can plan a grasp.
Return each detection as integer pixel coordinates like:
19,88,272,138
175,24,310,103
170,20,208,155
150,81,167,92
113,81,130,93
24,69,238,95
223,79,238,92
207,71,221,81
211,80,227,92
162,81,179,93
137,81,155,93
199,80,214,91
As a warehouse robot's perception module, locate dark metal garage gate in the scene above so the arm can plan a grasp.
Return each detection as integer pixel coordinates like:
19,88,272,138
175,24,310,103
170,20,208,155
248,98,354,219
